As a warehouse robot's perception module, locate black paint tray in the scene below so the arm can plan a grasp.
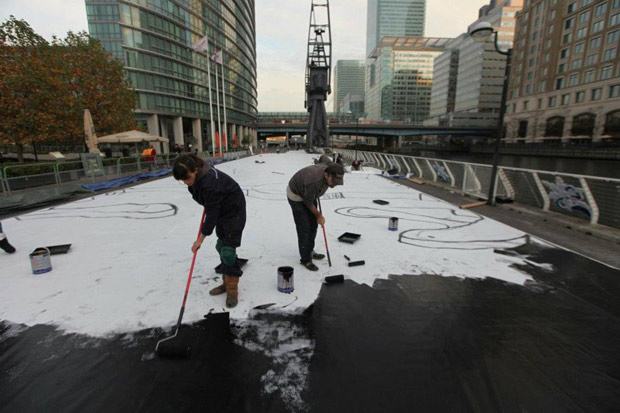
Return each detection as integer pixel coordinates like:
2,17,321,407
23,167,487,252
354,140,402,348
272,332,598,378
373,199,389,205
338,232,361,244
46,244,72,255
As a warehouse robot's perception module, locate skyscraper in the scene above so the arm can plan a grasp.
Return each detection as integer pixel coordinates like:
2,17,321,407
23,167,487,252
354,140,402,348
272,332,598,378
366,0,426,57
85,0,257,152
333,60,365,114
365,37,449,123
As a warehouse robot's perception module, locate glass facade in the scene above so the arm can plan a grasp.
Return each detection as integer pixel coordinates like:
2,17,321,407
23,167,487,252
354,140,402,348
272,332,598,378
85,0,257,148
366,0,426,57
365,37,447,124
333,60,366,113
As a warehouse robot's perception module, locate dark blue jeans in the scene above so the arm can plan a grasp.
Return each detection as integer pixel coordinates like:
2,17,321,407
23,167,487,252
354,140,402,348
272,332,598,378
288,199,318,263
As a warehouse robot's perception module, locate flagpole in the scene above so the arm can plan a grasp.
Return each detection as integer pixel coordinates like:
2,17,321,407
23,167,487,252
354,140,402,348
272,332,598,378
220,53,228,153
213,51,223,157
204,38,216,157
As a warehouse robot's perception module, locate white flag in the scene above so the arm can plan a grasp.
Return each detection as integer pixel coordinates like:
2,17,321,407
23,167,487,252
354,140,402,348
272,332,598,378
211,49,223,64
192,36,209,52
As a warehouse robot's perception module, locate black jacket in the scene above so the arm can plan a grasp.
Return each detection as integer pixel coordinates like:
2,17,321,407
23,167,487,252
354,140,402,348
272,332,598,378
188,165,246,241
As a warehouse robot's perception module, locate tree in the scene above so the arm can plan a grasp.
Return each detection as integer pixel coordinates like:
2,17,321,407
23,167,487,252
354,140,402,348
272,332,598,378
0,16,136,161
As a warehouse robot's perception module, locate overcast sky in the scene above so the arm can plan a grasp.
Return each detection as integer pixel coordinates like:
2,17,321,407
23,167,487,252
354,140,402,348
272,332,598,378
1,0,485,111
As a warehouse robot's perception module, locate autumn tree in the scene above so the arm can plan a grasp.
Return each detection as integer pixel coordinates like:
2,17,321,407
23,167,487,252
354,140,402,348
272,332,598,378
0,16,136,161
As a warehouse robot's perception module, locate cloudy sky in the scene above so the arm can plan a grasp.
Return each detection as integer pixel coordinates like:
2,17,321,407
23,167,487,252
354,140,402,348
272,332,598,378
0,0,484,111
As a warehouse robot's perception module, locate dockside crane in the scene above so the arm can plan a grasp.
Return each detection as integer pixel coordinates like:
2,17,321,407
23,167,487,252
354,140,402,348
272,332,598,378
305,0,332,149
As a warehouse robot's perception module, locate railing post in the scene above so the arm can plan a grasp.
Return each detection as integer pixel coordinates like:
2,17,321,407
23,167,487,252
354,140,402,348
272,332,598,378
53,162,61,186
117,158,121,176
579,177,599,225
426,159,437,182
137,155,141,171
3,166,12,195
532,172,550,211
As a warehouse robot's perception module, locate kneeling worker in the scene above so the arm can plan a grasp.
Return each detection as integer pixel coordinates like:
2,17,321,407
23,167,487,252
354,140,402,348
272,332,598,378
287,162,345,271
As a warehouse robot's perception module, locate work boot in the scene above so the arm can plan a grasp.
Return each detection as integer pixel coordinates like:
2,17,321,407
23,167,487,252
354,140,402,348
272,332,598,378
0,238,15,254
312,252,325,260
224,275,239,308
209,276,226,296
301,260,319,271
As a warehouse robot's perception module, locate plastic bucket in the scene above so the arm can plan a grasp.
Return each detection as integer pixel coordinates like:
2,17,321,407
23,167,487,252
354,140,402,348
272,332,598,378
30,247,52,275
277,266,294,293
388,217,399,231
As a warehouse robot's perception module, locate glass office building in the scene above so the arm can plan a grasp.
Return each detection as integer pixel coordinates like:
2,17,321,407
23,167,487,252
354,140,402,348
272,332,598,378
366,0,426,57
333,60,366,114
85,0,257,152
365,37,448,123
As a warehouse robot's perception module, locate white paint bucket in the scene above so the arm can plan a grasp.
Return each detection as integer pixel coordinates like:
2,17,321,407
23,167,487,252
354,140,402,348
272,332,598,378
30,247,52,274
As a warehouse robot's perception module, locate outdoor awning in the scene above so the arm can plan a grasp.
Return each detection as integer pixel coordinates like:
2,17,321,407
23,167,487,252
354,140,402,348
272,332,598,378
96,130,169,144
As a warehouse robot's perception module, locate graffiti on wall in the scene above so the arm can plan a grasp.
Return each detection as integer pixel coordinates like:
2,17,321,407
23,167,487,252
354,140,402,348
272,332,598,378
542,177,592,218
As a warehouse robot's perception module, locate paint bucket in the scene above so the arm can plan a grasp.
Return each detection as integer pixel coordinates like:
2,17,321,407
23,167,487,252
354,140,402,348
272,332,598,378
388,217,399,231
30,247,52,275
277,266,294,293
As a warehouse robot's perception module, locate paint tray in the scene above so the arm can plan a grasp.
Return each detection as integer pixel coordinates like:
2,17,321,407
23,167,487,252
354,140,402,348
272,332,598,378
338,232,361,244
373,199,389,205
46,244,72,255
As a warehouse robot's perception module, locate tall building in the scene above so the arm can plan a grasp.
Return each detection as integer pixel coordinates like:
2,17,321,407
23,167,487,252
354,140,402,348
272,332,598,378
426,0,523,128
505,0,620,141
333,60,366,114
365,37,449,123
366,0,426,57
426,34,466,126
85,0,257,152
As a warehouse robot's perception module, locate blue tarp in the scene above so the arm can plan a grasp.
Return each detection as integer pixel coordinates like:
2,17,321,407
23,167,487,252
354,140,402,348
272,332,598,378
81,169,172,192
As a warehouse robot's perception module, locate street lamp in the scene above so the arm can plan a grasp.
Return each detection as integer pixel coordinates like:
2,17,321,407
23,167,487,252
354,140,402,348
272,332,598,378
468,21,513,206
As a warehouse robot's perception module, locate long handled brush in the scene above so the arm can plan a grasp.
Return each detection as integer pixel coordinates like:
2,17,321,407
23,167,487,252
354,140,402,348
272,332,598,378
317,198,332,267
155,209,206,358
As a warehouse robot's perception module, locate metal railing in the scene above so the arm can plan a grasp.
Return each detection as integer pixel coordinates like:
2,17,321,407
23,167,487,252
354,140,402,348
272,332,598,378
0,150,249,196
340,149,620,230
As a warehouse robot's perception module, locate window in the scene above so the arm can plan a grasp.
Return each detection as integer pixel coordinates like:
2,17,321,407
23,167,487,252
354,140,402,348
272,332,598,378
608,30,620,44
610,84,620,98
592,20,604,33
584,69,596,83
561,94,571,105
595,2,607,17
571,58,583,69
512,103,517,113
614,0,620,9
572,113,596,136
558,63,566,73
565,18,574,30
518,120,528,138
560,48,569,59
592,88,602,100
611,13,620,25
556,77,565,89
576,91,586,102
579,11,590,25
526,84,532,94
523,100,529,110
548,96,557,107
548,24,555,34
538,98,543,109
580,0,593,6
575,42,585,53
601,65,614,80
527,71,533,80
590,36,602,49
569,73,579,86
586,53,598,65
577,27,587,39
540,80,547,91
568,2,576,14
563,33,573,44
604,110,620,136
545,116,565,137
603,47,618,61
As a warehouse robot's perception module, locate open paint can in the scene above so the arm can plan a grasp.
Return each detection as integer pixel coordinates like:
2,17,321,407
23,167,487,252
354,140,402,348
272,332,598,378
277,266,294,293
388,217,399,231
30,247,52,275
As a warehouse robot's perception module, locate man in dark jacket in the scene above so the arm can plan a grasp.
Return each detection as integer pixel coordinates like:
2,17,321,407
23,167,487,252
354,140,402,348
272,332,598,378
287,162,345,271
173,155,246,307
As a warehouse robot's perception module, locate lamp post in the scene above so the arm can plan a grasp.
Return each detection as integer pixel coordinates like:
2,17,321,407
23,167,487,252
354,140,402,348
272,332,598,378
468,22,512,206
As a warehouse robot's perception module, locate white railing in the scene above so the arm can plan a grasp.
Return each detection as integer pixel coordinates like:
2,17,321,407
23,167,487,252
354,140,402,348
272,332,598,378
340,149,620,229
